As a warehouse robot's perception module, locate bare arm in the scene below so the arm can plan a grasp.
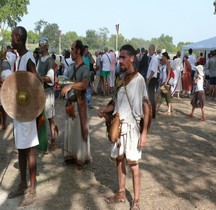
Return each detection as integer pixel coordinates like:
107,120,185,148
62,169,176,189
138,98,152,148
27,59,42,82
165,62,171,85
61,77,89,96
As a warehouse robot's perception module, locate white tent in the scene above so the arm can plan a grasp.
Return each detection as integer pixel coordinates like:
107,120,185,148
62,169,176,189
181,36,216,60
182,36,216,51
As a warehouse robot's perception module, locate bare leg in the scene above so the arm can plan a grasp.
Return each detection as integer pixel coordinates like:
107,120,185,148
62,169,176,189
103,77,107,95
27,147,37,189
2,108,7,129
18,149,28,187
167,103,172,114
7,149,28,199
19,148,37,207
105,158,126,203
189,106,195,117
130,163,141,206
48,117,57,150
200,107,205,120
107,77,110,95
116,158,126,192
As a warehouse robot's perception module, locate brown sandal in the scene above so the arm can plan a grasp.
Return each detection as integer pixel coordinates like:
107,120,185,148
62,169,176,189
105,190,126,204
19,187,36,207
48,141,56,151
131,199,140,210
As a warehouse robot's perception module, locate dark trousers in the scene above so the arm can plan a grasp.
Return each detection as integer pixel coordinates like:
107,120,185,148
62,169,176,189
148,78,158,119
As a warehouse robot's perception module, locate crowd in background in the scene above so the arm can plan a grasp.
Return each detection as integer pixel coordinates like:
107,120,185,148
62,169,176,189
0,29,216,208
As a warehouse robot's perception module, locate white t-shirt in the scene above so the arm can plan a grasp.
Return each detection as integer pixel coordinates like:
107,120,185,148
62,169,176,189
63,57,74,74
188,55,197,71
101,53,111,71
6,51,16,72
146,54,159,79
195,76,204,91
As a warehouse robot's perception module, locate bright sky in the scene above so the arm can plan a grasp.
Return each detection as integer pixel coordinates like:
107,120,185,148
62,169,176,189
19,0,216,45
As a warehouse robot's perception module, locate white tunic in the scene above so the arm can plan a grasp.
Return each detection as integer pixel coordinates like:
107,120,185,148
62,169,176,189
111,73,148,163
14,51,39,149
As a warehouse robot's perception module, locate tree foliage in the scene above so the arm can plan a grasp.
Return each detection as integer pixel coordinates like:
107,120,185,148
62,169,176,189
28,30,39,44
98,27,109,47
34,19,48,34
83,29,100,50
151,34,176,53
0,0,29,48
61,31,79,51
41,23,60,52
0,0,29,28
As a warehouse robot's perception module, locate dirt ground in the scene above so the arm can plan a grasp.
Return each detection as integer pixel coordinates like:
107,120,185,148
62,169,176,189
0,94,216,210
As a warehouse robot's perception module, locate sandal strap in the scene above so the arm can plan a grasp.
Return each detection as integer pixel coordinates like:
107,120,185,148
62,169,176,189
131,200,140,210
105,190,126,204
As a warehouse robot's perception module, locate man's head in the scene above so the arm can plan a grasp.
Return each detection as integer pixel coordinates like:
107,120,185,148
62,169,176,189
104,47,108,53
71,40,84,61
189,48,193,55
38,37,49,56
119,44,136,72
6,45,12,51
148,44,155,56
83,45,89,56
11,26,27,50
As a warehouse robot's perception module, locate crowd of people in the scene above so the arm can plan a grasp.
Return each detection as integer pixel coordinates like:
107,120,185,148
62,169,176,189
0,25,216,209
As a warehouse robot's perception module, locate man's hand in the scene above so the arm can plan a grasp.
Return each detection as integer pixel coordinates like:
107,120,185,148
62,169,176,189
61,84,72,96
98,108,105,118
138,133,147,149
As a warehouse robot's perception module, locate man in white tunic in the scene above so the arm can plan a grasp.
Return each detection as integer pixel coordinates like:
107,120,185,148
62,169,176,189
98,44,151,210
7,26,39,207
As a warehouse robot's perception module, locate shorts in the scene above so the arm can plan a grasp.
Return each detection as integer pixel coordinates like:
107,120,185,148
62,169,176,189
209,77,216,85
101,70,110,78
191,90,205,108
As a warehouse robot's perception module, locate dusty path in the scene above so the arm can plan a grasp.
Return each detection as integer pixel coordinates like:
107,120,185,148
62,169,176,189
0,95,216,210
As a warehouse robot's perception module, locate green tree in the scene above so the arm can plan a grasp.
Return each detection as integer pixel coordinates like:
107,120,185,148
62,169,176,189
61,31,79,51
176,41,191,53
108,34,126,51
98,27,109,47
83,29,100,50
0,0,29,48
127,38,149,51
152,34,175,53
28,30,39,44
0,0,29,28
41,23,60,53
34,19,48,35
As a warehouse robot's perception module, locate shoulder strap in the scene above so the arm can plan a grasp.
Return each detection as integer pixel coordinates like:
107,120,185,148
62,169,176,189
105,53,111,64
65,58,69,66
71,62,85,81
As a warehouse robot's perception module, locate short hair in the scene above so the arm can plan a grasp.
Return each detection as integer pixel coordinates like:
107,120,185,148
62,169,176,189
176,51,181,57
84,45,89,50
189,48,193,54
120,44,136,56
15,26,27,43
149,44,155,51
64,50,70,58
51,53,56,60
162,52,170,60
33,47,39,54
75,40,84,56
